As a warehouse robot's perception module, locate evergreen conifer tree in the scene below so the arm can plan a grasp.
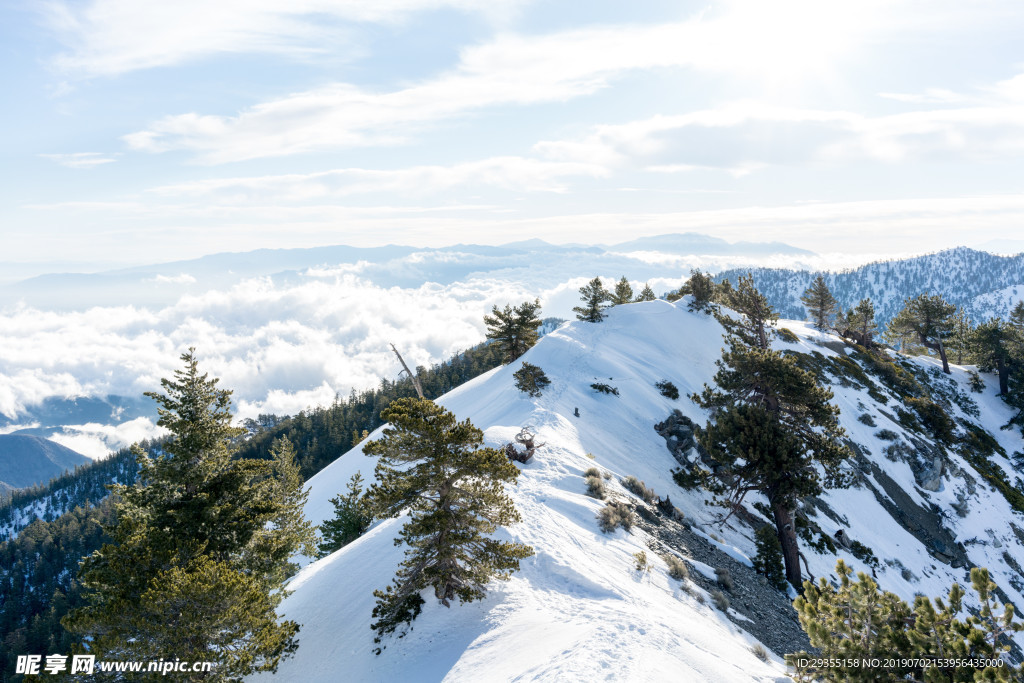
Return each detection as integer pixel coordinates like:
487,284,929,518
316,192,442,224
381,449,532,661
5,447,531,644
789,560,1023,682
947,306,975,365
64,349,314,679
800,275,838,330
573,277,611,322
971,318,1019,395
363,398,533,650
319,473,372,557
680,269,716,313
484,299,543,364
1010,301,1024,330
844,298,878,348
696,286,849,588
886,293,956,373
635,283,657,302
715,274,777,350
610,277,634,306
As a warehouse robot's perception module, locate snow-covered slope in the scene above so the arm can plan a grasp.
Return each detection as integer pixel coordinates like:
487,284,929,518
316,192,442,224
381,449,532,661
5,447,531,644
259,299,1024,682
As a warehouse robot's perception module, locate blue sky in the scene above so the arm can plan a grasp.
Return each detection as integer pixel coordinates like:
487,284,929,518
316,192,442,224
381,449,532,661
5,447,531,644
3,0,1024,267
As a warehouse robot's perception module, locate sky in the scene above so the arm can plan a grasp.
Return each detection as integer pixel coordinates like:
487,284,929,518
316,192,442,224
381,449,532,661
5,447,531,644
3,0,1024,269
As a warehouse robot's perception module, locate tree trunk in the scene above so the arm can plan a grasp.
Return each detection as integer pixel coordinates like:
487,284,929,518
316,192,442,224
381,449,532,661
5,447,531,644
389,343,425,399
919,332,951,374
772,499,802,589
998,357,1009,395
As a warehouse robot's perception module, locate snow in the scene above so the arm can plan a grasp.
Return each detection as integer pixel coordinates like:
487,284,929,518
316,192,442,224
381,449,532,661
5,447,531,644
255,298,1024,682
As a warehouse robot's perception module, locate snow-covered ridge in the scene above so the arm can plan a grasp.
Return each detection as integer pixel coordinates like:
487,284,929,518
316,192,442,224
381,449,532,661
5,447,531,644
260,299,1024,682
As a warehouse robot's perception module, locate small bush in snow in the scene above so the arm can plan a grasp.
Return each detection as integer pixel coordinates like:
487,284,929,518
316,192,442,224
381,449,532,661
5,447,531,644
711,590,730,612
777,327,800,343
856,413,876,427
513,362,551,397
584,474,606,500
633,551,649,573
750,643,769,662
621,475,656,504
874,428,898,441
715,567,734,591
584,466,600,478
597,501,634,533
655,380,679,399
590,382,619,396
968,370,985,393
662,554,689,581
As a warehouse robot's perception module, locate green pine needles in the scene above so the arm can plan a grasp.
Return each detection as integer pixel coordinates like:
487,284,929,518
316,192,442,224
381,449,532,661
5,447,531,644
319,473,373,557
789,560,1023,681
63,349,316,681
363,398,533,652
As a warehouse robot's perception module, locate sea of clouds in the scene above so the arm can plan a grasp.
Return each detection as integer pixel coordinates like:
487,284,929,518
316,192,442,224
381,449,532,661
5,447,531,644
0,246,873,458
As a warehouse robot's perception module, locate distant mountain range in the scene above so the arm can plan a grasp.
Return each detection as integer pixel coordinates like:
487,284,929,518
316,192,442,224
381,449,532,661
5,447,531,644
0,233,810,310
0,434,89,492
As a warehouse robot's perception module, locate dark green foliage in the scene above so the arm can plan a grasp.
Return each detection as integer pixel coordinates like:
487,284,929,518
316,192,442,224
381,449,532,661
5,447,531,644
969,370,986,392
801,274,838,330
590,382,619,396
777,327,800,343
856,413,875,426
655,379,679,399
695,278,849,588
847,540,879,568
886,293,956,373
874,428,898,441
789,560,1022,682
611,276,634,306
596,501,633,533
514,362,551,397
837,298,878,348
947,306,975,365
715,274,777,350
635,283,657,302
957,423,1024,514
574,277,611,322
905,397,955,444
971,318,1020,395
484,299,543,364
234,341,504,479
680,269,716,312
363,398,533,649
319,473,372,557
64,350,315,678
752,526,787,590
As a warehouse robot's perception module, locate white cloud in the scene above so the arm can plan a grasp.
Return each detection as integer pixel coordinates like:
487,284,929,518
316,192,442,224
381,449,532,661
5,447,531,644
148,157,608,200
49,417,164,460
44,0,531,77
39,152,117,168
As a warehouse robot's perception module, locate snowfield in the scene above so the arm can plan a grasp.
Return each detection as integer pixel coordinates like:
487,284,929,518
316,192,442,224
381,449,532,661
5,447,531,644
255,299,1024,682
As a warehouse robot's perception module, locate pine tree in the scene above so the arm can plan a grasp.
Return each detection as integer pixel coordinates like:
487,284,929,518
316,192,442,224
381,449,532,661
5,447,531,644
789,560,1023,682
695,286,849,588
319,473,372,557
715,273,777,350
610,277,634,306
1010,301,1024,330
886,293,956,373
843,298,877,348
64,349,312,679
972,318,1020,395
484,299,543,364
635,283,657,302
800,275,838,330
363,398,533,650
679,269,716,313
947,306,975,365
513,362,551,397
573,277,611,322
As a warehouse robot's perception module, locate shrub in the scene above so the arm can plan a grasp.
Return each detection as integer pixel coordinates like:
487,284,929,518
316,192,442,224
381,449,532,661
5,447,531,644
874,429,898,441
752,526,787,591
590,382,619,396
513,362,551,397
750,643,769,662
621,475,656,504
633,551,649,572
662,554,690,581
968,370,985,393
655,380,679,399
584,474,606,499
711,590,730,612
597,502,634,533
777,328,800,343
856,413,876,427
715,567,734,591
906,397,955,444
584,466,601,478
